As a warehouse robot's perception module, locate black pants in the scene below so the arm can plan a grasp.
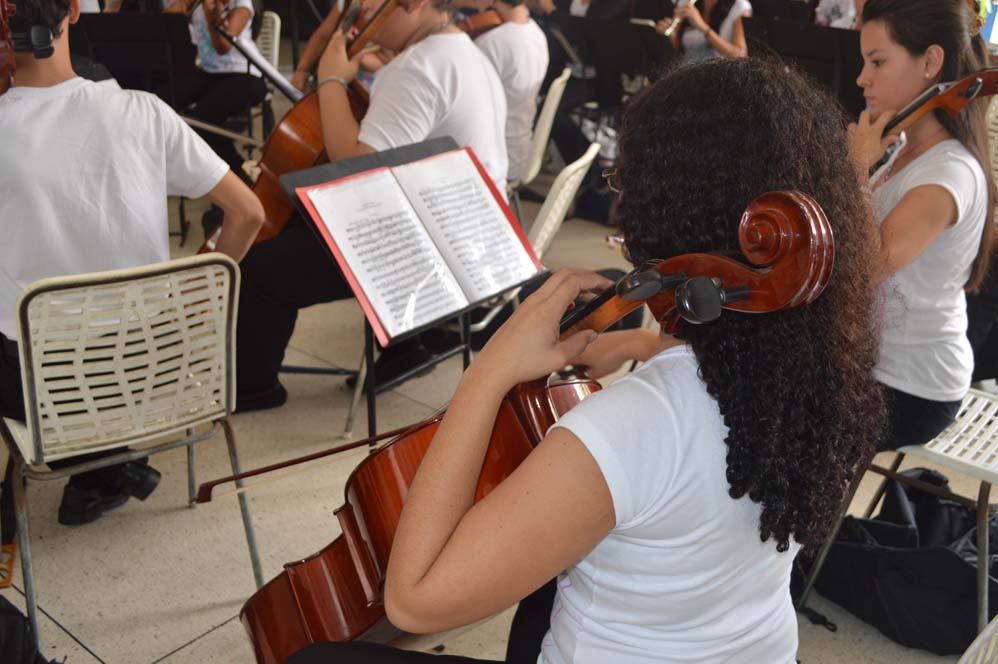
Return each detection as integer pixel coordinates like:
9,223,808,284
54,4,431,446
880,384,961,452
236,217,355,397
172,70,267,179
967,267,998,382
285,579,556,664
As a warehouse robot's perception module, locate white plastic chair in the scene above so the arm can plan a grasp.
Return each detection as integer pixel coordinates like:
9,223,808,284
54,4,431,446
798,388,998,635
961,612,998,664
508,68,573,220
0,255,263,650
256,10,281,69
253,10,282,136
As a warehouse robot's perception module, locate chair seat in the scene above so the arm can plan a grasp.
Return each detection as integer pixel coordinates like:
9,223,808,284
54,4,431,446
898,388,998,487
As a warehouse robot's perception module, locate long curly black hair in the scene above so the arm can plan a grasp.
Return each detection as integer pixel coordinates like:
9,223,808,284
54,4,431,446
616,57,886,552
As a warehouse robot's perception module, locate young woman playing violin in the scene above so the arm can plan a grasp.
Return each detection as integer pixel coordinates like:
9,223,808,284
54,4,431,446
285,57,884,664
656,0,752,60
234,0,508,410
849,0,996,450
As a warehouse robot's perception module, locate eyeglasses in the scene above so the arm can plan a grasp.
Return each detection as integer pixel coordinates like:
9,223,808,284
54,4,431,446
602,168,621,195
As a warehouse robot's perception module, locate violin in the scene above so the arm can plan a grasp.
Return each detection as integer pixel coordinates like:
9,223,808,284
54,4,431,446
200,0,398,251
195,190,833,664
457,8,502,38
870,68,998,177
1,0,14,95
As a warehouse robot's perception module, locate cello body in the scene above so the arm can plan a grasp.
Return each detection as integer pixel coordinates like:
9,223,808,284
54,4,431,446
240,375,600,664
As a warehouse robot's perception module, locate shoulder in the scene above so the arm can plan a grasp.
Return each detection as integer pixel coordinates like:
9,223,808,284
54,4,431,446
231,0,255,14
905,140,986,192
731,0,752,16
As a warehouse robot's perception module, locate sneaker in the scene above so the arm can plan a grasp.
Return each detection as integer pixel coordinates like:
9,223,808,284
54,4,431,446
236,382,288,413
58,484,130,526
346,341,437,389
114,461,161,501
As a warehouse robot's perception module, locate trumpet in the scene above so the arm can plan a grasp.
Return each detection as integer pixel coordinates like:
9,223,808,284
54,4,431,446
663,0,699,37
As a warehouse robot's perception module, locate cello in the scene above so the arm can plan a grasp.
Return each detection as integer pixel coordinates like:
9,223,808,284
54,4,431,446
195,190,834,664
457,8,502,38
200,0,398,251
0,0,15,95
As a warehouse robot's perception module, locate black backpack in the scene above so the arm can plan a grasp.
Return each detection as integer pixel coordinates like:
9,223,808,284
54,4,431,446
811,468,998,655
0,594,49,664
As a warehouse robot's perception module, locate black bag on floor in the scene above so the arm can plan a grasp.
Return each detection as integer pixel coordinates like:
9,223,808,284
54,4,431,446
0,594,48,664
814,468,998,655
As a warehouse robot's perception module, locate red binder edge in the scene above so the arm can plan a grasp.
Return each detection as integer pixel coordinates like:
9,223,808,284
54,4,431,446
294,147,542,348
296,168,393,348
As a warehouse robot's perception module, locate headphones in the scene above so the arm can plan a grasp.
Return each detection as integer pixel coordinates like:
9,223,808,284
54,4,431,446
11,24,53,58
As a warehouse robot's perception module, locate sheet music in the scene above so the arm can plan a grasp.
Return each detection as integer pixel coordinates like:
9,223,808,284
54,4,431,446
392,151,539,303
305,169,467,339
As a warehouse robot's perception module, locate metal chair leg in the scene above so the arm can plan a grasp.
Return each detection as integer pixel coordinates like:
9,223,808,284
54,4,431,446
796,455,870,611
186,435,196,506
977,482,991,634
222,419,264,589
862,452,905,519
342,355,367,439
511,188,524,226
11,455,41,651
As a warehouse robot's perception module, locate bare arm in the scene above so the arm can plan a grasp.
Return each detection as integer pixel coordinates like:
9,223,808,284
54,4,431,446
204,171,265,262
704,12,750,58
316,31,375,160
291,6,342,91
871,185,957,284
571,328,680,379
385,270,616,634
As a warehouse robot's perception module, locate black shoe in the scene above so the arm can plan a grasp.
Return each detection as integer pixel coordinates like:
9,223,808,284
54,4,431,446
58,484,130,526
114,461,161,501
346,342,436,389
236,382,288,413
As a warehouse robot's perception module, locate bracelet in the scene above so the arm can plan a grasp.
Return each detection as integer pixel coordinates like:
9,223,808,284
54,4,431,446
318,75,349,91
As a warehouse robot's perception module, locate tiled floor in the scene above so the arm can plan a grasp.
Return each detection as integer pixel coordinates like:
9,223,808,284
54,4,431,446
0,190,971,663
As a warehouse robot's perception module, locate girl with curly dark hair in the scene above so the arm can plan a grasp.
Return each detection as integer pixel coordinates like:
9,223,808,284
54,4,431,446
286,57,883,664
850,0,995,450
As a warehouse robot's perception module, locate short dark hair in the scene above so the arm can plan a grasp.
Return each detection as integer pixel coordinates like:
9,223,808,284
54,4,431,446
11,0,72,38
616,57,885,553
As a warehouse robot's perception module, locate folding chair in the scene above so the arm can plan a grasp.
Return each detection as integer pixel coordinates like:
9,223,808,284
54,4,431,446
0,255,263,650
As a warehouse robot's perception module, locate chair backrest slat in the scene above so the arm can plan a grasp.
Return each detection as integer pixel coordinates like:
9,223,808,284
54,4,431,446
14,255,239,464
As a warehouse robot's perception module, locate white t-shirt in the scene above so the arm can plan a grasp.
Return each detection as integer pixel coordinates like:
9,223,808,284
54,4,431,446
476,20,549,183
359,32,509,195
680,0,752,61
80,0,101,12
190,0,264,76
0,77,228,340
544,345,799,664
872,139,987,402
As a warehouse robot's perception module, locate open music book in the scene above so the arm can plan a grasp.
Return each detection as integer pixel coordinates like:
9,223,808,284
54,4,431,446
295,147,542,347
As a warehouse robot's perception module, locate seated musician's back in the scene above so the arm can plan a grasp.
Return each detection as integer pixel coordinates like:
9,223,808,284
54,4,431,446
0,0,262,526
235,0,509,409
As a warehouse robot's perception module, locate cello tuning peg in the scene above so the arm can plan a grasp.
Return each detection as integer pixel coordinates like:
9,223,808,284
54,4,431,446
675,277,752,324
617,268,686,301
